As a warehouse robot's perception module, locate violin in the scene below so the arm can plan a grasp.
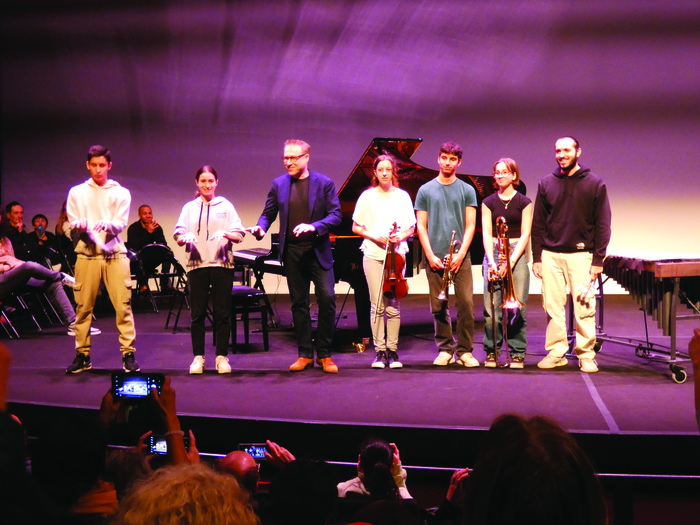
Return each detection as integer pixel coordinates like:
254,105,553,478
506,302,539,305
382,222,409,300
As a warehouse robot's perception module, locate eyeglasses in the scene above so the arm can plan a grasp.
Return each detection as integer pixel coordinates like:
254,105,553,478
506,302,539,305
376,168,393,175
282,154,307,164
493,171,513,177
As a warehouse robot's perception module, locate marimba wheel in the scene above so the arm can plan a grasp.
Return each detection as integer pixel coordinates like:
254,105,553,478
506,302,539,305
670,365,687,384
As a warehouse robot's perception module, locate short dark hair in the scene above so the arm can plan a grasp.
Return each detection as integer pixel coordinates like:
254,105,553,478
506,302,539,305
5,201,22,215
138,205,152,214
32,214,48,227
557,136,580,149
87,145,111,163
195,165,218,181
439,141,463,160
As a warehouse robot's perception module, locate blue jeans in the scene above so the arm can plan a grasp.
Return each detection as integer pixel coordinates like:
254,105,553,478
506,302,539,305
482,244,529,357
0,261,75,325
284,244,336,359
425,256,475,356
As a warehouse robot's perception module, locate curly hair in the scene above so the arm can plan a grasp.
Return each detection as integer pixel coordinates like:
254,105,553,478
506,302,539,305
110,463,258,525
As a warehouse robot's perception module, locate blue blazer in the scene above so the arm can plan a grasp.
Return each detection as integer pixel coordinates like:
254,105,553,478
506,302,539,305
256,170,342,270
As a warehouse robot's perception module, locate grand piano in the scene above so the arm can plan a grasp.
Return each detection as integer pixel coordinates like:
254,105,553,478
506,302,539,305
234,137,518,336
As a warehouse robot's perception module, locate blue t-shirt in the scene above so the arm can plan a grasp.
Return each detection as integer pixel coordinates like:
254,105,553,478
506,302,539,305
415,178,477,259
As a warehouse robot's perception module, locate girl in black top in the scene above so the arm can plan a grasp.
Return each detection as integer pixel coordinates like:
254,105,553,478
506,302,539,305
481,158,533,368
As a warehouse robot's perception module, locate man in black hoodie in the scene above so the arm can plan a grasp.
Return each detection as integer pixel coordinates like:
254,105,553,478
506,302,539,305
531,137,611,373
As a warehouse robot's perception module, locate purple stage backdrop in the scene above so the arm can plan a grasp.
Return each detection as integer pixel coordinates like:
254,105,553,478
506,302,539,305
2,0,700,281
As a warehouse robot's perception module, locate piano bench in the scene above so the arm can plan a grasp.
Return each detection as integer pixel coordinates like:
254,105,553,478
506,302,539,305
230,285,269,352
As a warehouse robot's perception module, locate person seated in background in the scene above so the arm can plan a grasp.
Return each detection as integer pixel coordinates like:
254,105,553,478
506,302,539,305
337,437,412,500
126,204,171,292
126,205,168,252
4,201,31,261
0,219,100,336
461,414,608,525
26,213,62,268
55,200,77,271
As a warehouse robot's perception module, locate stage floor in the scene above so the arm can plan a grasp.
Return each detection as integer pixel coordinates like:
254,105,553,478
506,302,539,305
4,293,697,437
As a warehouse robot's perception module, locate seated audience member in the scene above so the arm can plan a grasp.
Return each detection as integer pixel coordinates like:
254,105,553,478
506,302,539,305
0,220,100,336
4,201,31,261
463,414,607,525
31,417,118,524
690,328,700,432
268,458,338,525
337,437,411,500
55,200,77,270
218,450,261,496
0,344,60,524
126,205,172,291
110,463,258,525
104,432,154,501
126,205,168,251
26,213,62,267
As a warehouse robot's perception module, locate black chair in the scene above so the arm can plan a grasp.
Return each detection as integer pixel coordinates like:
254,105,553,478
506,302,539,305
136,244,183,312
230,284,269,352
0,291,43,338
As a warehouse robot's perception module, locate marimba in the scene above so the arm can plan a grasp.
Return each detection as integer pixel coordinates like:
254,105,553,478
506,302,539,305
599,251,700,383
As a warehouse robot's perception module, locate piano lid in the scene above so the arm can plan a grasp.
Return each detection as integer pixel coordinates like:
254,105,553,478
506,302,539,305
337,137,518,220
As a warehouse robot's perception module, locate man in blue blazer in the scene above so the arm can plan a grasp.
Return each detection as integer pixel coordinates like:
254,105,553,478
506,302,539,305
248,139,342,373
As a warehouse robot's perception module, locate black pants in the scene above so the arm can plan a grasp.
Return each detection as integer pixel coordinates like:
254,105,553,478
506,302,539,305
284,244,336,359
188,266,234,356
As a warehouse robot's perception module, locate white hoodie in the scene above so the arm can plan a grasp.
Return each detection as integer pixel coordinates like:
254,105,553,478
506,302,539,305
66,178,130,256
173,196,245,271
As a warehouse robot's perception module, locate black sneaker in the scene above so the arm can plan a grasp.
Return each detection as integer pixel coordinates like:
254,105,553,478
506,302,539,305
372,351,387,369
387,350,403,369
66,353,92,374
122,352,140,372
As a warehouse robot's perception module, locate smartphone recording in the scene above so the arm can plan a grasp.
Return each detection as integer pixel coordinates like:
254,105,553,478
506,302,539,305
112,372,164,401
149,434,190,455
238,443,268,461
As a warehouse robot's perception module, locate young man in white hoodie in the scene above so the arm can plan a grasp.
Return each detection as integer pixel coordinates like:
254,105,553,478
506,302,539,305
65,145,138,374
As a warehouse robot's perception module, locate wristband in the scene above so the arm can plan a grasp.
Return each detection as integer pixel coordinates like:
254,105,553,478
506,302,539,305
164,430,185,437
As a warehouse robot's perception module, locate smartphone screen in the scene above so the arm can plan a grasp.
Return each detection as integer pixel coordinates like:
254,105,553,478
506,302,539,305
112,373,164,399
150,435,190,455
239,443,268,460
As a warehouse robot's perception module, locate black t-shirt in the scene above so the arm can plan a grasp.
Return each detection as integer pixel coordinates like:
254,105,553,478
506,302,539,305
483,191,531,238
287,176,313,247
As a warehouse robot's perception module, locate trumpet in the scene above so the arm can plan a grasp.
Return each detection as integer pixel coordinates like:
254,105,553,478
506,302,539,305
437,231,461,301
487,217,524,368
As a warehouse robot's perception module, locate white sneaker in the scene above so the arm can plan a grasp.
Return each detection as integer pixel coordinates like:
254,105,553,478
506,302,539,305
216,355,232,374
579,358,599,373
537,354,568,369
433,351,455,366
190,355,205,374
61,273,75,288
454,352,480,367
67,324,101,336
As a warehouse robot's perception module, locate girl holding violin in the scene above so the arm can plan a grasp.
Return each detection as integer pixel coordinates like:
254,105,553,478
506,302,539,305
352,155,416,369
481,158,533,368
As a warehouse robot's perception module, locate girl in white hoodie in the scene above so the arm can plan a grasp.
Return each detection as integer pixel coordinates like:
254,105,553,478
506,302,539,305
174,166,245,374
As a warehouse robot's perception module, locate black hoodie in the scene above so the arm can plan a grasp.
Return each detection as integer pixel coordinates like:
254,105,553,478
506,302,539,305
531,164,611,266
